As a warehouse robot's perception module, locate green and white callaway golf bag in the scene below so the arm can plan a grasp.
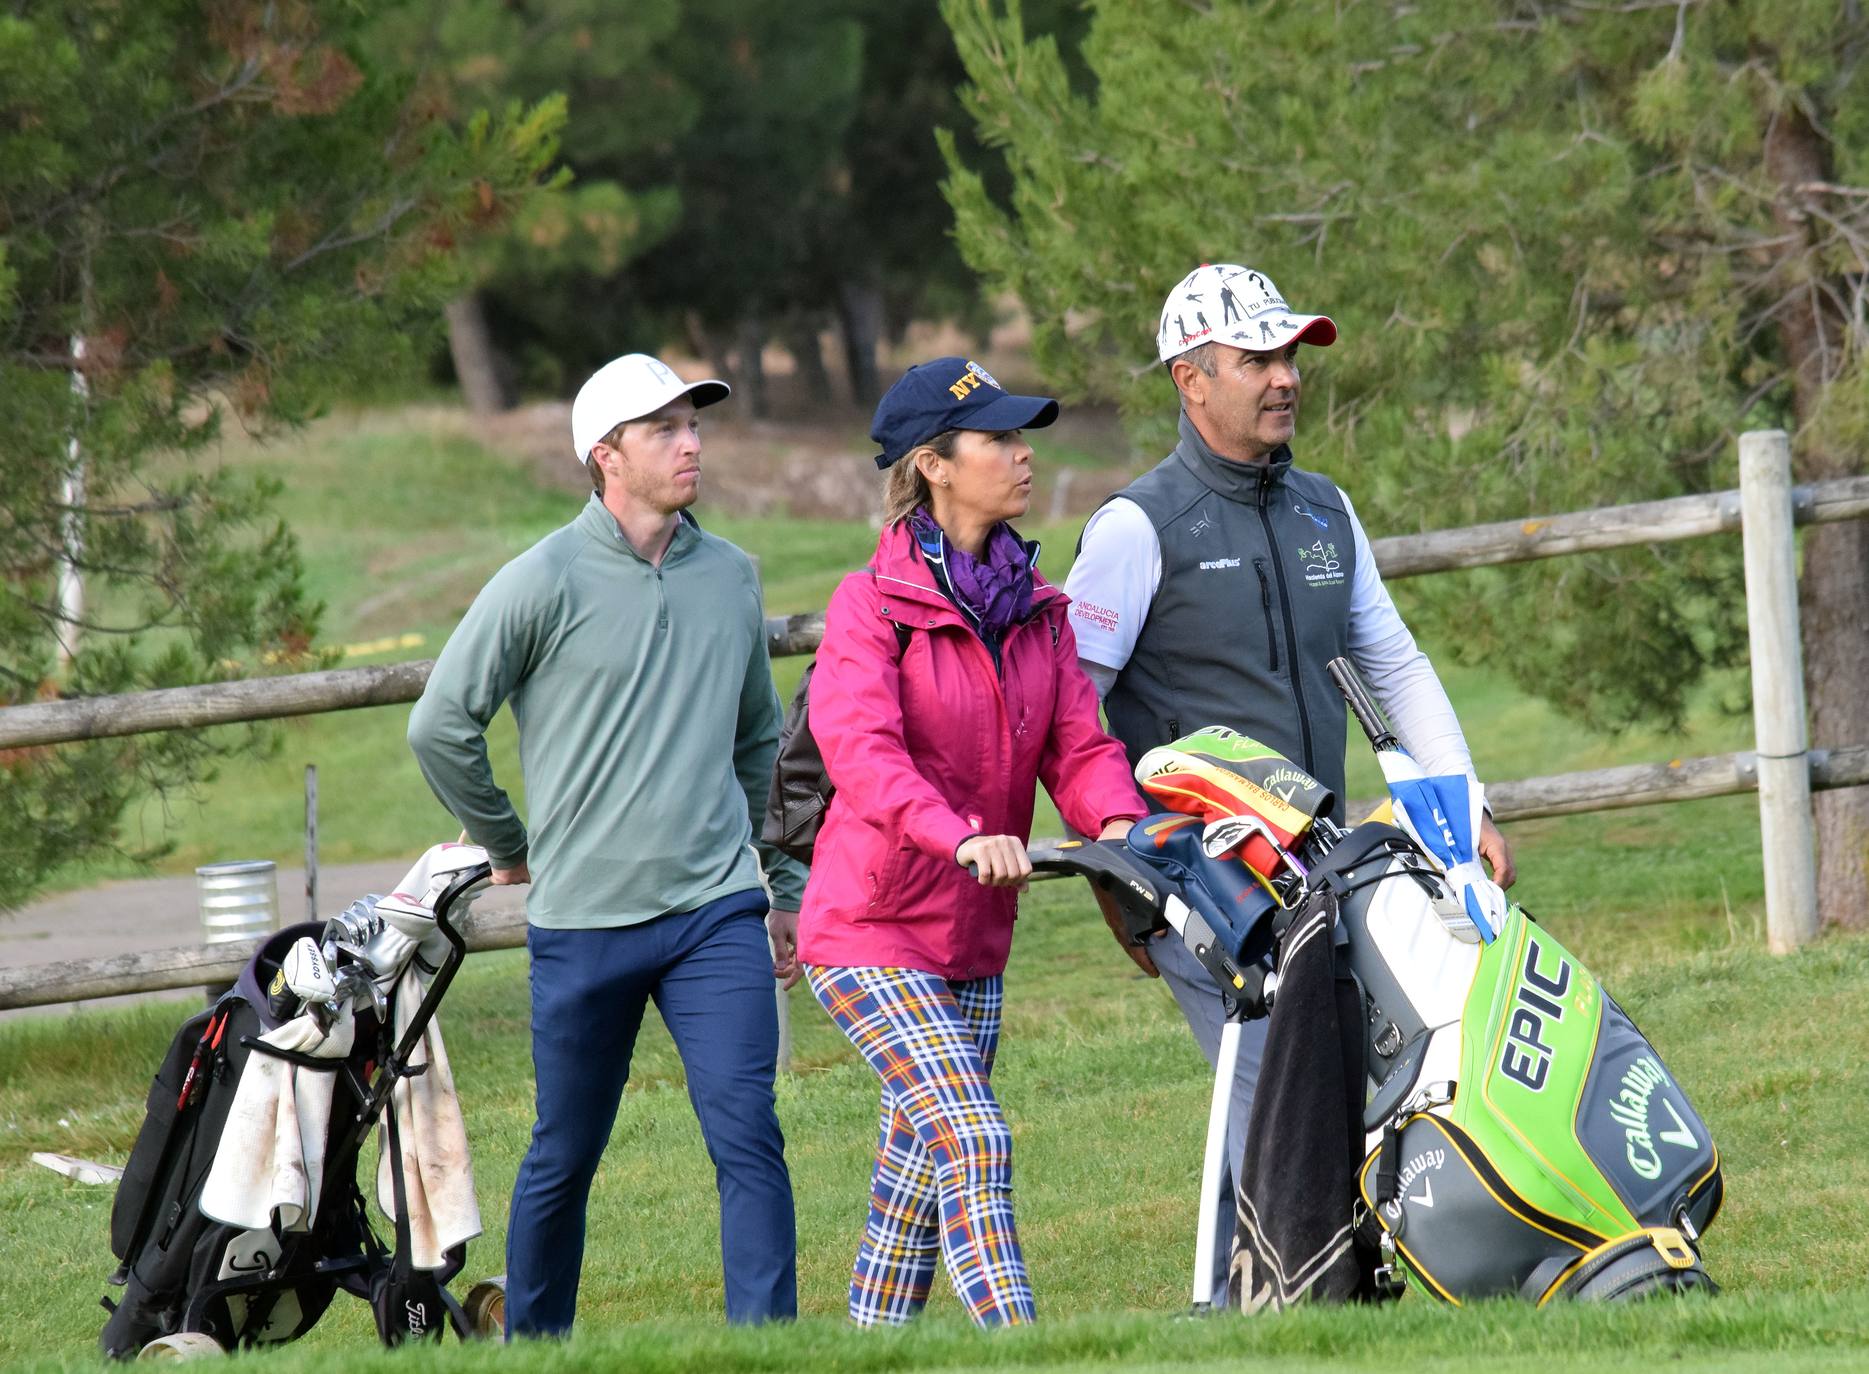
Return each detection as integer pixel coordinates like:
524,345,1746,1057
1332,659,1722,1302
1319,823,1723,1303
1033,667,1723,1307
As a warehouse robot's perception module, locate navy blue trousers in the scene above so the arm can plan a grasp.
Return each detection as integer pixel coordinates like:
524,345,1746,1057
505,888,797,1336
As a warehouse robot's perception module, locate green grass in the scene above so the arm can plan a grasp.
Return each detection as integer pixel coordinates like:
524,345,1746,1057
4,880,1868,1368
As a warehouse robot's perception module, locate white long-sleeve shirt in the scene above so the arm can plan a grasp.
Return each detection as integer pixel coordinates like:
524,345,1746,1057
1065,492,1480,788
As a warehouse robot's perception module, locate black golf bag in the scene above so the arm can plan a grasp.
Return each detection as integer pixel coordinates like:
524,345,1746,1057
100,855,489,1358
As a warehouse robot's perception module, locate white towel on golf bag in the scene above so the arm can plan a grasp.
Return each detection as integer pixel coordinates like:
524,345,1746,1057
363,841,486,1269
200,1004,356,1234
374,958,482,1269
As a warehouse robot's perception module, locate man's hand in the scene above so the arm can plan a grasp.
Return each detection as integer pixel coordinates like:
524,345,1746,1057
491,861,531,886
1095,887,1160,977
957,834,1032,888
767,907,802,990
1478,815,1516,889
1098,818,1136,843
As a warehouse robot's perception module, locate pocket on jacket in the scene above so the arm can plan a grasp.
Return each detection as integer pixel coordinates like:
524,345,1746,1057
865,841,913,915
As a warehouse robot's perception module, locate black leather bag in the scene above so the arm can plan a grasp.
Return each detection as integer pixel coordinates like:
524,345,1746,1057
761,621,910,864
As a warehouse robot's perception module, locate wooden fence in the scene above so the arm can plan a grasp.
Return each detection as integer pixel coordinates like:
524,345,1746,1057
2,431,1865,1009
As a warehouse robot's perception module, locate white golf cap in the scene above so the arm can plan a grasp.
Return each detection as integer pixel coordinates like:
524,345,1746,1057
1156,264,1337,365
570,354,730,464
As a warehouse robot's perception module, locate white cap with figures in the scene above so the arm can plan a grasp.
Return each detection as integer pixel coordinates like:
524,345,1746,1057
1156,264,1338,365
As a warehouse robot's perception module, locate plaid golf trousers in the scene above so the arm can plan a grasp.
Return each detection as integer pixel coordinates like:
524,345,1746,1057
807,964,1036,1327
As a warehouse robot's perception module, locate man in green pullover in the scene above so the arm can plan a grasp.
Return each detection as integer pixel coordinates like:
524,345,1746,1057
407,352,807,1336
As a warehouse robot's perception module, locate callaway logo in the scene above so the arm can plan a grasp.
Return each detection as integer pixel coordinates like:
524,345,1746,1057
225,1246,276,1274
1382,1148,1446,1222
1261,766,1316,803
1198,557,1241,570
1611,1055,1698,1181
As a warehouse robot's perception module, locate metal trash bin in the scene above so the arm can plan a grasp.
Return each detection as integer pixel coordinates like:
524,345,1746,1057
196,860,280,999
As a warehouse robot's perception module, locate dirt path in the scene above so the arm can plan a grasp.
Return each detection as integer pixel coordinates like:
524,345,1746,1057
0,862,527,1023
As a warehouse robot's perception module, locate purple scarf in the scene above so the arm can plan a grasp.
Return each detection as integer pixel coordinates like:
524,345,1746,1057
909,507,1035,637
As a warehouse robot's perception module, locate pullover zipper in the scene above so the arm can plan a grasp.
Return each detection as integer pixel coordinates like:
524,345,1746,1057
1256,466,1315,774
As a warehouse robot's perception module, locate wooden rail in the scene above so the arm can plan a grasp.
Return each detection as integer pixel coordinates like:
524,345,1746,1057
2,473,1866,752
6,742,1865,1012
3,437,1863,1002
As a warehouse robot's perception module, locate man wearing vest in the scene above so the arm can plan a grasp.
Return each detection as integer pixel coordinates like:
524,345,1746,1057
1062,264,1516,1293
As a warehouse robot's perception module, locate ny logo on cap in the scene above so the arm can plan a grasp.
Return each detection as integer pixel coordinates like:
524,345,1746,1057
947,360,1001,401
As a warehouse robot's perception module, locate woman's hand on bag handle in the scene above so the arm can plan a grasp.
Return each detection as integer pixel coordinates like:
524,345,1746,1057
957,834,1032,889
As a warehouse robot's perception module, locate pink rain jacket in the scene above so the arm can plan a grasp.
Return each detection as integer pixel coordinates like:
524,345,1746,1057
797,523,1147,981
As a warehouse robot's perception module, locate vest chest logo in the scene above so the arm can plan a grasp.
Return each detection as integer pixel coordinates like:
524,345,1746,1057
1291,498,1331,531
1198,557,1241,571
1296,537,1344,587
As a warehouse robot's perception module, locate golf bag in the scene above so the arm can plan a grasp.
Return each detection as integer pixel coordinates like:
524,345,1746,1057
1318,819,1723,1303
99,846,491,1358
1031,702,1722,1307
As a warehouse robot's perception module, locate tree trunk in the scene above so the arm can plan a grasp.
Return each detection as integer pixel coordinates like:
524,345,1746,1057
1764,105,1869,929
837,278,884,407
445,293,512,414
1800,522,1869,929
783,313,834,407
735,317,769,419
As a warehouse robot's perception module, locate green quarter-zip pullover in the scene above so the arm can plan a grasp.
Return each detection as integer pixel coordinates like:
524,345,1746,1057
408,494,807,928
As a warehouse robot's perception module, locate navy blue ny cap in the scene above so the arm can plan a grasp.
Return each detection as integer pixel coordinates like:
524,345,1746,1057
870,357,1060,470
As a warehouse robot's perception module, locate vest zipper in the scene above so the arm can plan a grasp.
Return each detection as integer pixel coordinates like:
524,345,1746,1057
1253,558,1279,673
1257,467,1315,774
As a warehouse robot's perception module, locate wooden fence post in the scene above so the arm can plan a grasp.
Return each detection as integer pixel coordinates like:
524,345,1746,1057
1739,430,1819,952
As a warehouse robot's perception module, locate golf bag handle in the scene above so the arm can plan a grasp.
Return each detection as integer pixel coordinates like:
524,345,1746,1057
1328,656,1399,752
389,860,488,1070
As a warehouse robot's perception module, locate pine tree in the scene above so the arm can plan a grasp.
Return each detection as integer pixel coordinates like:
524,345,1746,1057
370,0,687,408
942,0,1869,927
0,0,564,901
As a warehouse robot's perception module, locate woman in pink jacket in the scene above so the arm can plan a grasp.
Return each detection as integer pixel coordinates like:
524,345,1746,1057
798,357,1146,1328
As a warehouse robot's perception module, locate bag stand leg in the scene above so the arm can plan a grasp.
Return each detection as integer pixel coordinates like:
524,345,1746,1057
1191,1016,1243,1312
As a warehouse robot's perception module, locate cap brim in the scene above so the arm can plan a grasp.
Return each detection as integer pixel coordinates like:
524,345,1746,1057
961,393,1060,433
870,392,1061,470
1292,315,1337,347
1207,313,1336,356
678,379,731,410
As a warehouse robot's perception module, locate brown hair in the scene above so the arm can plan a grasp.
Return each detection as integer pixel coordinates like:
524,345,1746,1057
881,430,960,526
588,418,630,497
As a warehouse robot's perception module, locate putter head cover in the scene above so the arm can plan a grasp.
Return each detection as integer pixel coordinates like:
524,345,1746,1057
356,842,491,988
1134,726,1333,880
